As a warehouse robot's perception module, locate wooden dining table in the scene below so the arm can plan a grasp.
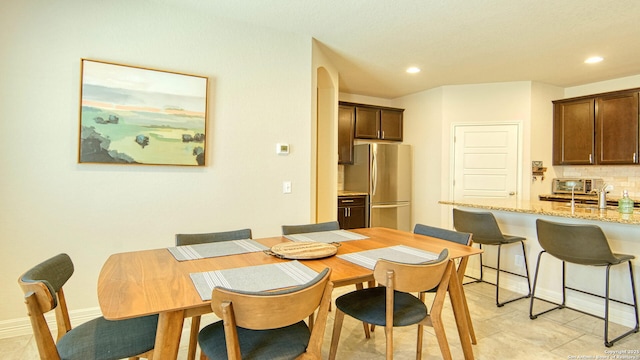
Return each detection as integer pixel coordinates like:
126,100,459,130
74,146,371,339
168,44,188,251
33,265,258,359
98,227,482,360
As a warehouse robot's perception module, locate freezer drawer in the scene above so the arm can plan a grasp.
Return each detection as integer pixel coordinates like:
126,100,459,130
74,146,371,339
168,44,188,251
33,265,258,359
370,202,411,232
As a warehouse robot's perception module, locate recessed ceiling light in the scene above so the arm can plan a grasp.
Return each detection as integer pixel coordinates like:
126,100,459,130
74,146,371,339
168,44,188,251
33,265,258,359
585,56,604,64
406,67,421,74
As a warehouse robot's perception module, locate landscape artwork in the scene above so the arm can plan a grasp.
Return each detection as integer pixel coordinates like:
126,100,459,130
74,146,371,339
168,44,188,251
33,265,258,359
78,59,208,166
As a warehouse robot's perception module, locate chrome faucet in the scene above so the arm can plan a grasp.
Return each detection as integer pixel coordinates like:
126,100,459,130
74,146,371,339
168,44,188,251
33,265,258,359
597,183,609,210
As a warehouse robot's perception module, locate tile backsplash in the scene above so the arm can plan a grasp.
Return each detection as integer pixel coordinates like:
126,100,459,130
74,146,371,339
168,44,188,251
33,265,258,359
557,166,640,199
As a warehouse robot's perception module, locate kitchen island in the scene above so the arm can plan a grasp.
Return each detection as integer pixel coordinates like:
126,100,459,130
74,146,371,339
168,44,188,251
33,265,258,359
439,198,640,225
438,198,639,329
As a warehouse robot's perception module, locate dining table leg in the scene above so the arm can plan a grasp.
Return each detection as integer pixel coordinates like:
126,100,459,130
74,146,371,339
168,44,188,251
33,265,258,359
448,263,475,360
152,310,185,360
456,256,477,344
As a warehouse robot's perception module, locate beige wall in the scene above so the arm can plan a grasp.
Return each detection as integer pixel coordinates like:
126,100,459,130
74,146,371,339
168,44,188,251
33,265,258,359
1,0,313,327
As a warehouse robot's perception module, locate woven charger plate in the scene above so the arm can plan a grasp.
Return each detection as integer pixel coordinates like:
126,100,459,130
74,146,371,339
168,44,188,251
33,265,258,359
269,242,339,260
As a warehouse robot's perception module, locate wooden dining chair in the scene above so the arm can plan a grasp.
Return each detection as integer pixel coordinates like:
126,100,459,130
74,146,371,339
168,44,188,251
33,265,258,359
18,253,157,360
197,268,333,360
281,220,372,335
413,223,477,344
329,249,453,360
175,228,252,360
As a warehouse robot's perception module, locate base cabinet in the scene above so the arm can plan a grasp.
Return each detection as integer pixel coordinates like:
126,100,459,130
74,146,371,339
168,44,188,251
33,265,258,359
338,195,367,229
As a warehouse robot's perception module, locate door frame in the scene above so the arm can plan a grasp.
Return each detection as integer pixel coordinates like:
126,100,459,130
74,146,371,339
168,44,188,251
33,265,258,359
449,122,523,202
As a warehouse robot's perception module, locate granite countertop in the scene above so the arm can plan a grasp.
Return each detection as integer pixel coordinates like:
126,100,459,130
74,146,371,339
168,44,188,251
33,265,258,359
338,190,368,197
439,198,640,225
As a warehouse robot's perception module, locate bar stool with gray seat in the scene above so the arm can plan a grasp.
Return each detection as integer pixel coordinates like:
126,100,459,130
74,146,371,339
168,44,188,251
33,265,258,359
175,228,253,360
531,219,639,347
452,208,532,307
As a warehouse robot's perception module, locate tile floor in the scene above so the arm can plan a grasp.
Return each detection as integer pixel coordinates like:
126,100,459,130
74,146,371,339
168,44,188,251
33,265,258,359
3,282,639,359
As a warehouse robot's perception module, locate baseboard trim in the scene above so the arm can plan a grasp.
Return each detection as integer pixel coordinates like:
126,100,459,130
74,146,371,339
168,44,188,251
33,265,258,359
0,307,102,339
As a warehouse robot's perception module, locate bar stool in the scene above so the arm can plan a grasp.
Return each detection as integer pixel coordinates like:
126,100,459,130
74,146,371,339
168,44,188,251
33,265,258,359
531,219,639,347
452,208,532,307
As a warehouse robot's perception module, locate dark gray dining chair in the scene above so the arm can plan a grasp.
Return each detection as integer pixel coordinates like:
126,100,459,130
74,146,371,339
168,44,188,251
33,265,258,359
413,223,477,344
281,220,340,235
18,253,157,360
175,228,252,246
175,227,252,360
452,208,532,307
531,219,639,347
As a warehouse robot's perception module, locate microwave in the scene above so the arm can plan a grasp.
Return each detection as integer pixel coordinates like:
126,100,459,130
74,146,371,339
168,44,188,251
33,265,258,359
552,178,603,194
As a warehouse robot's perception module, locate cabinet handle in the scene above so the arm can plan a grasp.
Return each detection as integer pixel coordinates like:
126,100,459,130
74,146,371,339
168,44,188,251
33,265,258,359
382,130,385,139
589,154,593,163
634,153,637,162
342,200,354,203
348,208,351,217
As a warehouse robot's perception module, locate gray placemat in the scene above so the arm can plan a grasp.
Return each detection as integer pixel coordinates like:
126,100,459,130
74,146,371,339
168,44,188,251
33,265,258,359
338,245,439,270
190,260,319,300
284,230,368,243
167,239,268,261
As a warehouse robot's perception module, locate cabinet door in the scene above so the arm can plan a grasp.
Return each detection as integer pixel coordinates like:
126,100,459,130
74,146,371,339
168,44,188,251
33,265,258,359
355,107,380,139
345,205,366,229
380,109,403,141
552,98,595,165
338,105,355,164
596,92,639,164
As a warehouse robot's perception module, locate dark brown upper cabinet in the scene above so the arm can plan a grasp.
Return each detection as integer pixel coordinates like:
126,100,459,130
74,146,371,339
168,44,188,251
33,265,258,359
596,92,639,164
340,102,404,141
553,98,595,165
552,88,640,165
338,104,355,164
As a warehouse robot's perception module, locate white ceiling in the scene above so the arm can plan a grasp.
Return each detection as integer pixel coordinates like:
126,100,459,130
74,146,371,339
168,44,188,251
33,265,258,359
165,0,640,99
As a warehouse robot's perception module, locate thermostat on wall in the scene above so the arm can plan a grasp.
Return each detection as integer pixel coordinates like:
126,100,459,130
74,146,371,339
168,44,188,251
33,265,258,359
276,143,290,155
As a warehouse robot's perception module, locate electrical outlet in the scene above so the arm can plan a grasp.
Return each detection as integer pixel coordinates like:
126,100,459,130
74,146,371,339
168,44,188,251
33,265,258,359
515,255,524,267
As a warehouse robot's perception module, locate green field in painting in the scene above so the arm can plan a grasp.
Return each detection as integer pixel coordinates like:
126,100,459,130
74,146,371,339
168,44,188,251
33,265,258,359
81,107,205,165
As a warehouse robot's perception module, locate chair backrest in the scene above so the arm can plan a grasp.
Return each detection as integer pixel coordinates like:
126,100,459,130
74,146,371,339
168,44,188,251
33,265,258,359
175,228,252,246
18,253,75,359
535,219,619,265
452,209,505,244
281,221,340,235
414,223,472,246
210,268,333,358
373,249,450,293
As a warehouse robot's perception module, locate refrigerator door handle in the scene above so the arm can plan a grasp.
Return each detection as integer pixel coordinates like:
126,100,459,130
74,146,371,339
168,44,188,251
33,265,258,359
371,146,378,196
371,202,410,209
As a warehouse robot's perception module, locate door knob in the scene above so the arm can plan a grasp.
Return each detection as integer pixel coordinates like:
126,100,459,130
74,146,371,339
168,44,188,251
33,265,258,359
509,192,516,196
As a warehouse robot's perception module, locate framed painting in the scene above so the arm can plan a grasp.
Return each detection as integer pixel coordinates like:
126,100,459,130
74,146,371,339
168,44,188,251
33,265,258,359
78,59,208,166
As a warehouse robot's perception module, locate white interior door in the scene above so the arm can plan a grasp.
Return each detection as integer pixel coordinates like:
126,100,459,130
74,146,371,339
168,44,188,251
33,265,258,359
453,124,519,201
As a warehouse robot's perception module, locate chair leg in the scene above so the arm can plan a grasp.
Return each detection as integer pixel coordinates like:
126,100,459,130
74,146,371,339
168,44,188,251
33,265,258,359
495,244,503,307
520,241,532,297
530,251,564,319
493,242,532,307
355,282,371,338
385,323,393,360
604,261,640,347
328,309,345,360
187,316,201,360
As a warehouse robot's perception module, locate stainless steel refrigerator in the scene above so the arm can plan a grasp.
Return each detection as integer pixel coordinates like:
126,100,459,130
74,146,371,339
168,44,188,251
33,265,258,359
343,143,412,231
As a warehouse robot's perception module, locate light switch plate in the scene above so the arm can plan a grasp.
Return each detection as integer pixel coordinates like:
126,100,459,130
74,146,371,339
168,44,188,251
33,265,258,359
283,181,292,193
